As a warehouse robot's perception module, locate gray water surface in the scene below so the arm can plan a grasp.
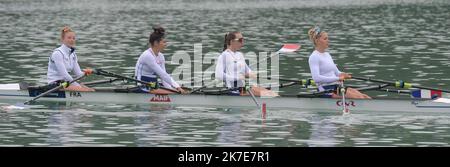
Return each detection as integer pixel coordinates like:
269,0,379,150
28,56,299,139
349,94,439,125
1,0,450,146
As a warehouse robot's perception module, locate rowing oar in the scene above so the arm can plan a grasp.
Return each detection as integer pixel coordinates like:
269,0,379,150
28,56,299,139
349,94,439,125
95,69,181,94
296,89,334,98
247,87,261,107
246,86,266,113
24,74,87,105
340,82,350,115
352,76,450,93
82,78,124,86
189,80,219,94
267,77,316,87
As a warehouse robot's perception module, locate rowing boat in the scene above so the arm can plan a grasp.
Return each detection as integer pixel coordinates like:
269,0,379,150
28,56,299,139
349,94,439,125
0,83,449,112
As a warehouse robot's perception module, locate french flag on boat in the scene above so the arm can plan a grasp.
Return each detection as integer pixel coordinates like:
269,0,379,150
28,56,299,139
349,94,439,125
277,44,301,53
411,89,442,99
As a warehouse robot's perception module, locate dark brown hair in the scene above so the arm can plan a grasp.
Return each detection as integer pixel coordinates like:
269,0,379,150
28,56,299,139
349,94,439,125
223,31,240,51
149,25,166,46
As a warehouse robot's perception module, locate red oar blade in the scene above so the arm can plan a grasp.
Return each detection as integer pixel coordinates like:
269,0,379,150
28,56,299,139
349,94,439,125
277,44,301,53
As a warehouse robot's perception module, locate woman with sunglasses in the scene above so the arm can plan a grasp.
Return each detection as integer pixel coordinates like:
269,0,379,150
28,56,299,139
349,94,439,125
134,26,186,94
308,26,371,99
215,31,277,96
47,26,94,92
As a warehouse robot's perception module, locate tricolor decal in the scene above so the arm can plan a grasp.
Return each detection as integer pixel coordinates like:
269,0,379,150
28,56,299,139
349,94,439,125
411,89,442,99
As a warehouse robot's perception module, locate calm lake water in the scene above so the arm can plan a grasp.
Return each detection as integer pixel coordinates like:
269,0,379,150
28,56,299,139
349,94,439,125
1,0,450,146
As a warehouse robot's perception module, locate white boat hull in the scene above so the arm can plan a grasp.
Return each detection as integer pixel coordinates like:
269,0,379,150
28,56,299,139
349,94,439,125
0,88,449,112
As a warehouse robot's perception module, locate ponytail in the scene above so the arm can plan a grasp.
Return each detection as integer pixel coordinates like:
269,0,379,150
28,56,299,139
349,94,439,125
223,33,228,51
222,31,239,51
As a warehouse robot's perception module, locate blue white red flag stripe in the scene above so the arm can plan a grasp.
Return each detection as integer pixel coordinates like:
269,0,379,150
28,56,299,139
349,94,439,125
411,89,442,99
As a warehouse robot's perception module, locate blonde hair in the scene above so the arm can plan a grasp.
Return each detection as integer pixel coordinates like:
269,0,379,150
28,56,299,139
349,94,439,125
308,26,323,45
61,26,74,40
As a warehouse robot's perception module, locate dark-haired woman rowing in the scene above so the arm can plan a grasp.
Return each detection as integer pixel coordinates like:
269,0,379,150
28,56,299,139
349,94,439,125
134,26,186,94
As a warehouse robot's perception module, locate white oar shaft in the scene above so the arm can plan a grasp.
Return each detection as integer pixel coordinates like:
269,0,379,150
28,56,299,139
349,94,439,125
341,82,349,114
248,88,261,108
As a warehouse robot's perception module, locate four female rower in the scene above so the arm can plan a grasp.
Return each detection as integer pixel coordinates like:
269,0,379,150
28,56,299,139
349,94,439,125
307,26,371,99
215,31,277,96
47,26,94,92
134,26,186,94
44,25,371,98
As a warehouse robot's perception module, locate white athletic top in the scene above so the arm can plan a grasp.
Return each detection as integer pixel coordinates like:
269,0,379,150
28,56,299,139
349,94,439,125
47,44,83,86
134,48,180,89
308,50,341,91
215,49,251,88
